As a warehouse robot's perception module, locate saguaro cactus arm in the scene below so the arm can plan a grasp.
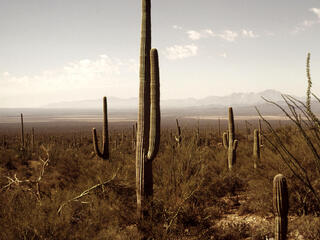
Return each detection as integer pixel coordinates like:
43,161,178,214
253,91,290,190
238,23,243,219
223,131,228,149
147,48,160,161
273,174,289,240
233,139,238,150
92,96,109,160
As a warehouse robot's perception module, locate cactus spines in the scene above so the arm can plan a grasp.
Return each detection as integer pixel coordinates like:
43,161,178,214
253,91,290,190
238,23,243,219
136,0,161,219
273,174,289,240
92,96,109,160
253,129,260,169
227,107,238,170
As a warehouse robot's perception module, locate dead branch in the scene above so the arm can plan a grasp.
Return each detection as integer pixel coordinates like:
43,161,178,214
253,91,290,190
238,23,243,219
57,169,119,215
1,145,50,204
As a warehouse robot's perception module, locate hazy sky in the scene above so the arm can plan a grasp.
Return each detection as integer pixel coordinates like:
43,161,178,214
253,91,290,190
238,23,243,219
0,0,320,107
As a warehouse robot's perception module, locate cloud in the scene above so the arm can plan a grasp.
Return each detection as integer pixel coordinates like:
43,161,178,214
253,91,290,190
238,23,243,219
0,55,138,97
218,30,239,42
186,29,216,40
204,29,216,37
187,30,202,40
241,29,259,38
292,8,320,34
310,8,320,19
164,44,198,60
186,28,259,42
173,25,183,30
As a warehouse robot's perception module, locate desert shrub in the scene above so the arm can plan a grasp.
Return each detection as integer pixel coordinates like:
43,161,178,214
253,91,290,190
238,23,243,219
292,216,320,240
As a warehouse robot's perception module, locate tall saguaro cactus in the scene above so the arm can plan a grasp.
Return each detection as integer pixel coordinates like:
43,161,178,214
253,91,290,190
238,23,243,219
92,96,109,160
273,174,289,240
253,129,260,169
136,0,161,219
227,107,238,170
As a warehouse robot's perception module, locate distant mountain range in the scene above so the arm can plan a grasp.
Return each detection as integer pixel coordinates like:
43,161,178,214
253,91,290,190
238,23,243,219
2,89,320,123
44,89,301,109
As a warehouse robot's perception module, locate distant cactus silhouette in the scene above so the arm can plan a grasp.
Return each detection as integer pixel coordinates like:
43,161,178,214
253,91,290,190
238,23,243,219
132,123,136,150
20,113,25,149
253,129,260,168
31,127,35,152
136,0,161,220
227,107,238,170
92,96,109,160
258,119,263,147
273,174,288,240
175,119,182,146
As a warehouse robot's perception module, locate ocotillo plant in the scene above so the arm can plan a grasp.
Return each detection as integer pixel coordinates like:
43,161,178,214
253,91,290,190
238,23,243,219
227,107,238,170
218,118,221,136
92,96,109,160
253,129,260,169
136,0,161,220
273,174,289,240
20,113,25,149
175,118,182,146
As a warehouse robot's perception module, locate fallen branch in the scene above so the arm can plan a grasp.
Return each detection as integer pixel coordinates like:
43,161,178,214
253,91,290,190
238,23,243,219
57,169,119,215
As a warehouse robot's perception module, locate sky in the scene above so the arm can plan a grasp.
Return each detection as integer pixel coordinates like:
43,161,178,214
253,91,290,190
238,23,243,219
0,0,320,107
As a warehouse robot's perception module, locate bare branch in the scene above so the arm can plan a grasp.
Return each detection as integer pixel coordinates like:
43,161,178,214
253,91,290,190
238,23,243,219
57,169,119,215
